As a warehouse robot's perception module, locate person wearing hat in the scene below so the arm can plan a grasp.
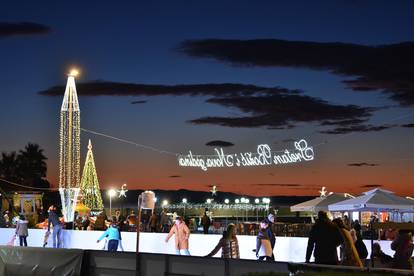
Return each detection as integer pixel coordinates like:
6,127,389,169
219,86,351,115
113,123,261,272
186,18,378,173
265,213,276,260
165,216,191,255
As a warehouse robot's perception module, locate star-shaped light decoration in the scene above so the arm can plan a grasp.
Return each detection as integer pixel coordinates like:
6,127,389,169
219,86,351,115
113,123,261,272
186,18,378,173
118,184,128,198
210,185,218,196
319,186,327,197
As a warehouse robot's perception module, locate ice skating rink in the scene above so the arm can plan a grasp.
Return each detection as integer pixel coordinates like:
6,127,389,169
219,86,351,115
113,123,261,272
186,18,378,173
0,228,402,261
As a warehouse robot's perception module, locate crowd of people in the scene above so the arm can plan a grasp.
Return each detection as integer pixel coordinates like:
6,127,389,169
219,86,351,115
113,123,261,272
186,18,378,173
2,207,414,270
306,211,413,270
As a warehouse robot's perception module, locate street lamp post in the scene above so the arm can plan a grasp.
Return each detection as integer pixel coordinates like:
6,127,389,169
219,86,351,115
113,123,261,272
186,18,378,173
182,198,187,217
108,189,116,217
255,198,260,223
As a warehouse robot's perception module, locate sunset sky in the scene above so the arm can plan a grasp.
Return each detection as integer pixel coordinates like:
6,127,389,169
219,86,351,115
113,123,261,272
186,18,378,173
1,1,414,196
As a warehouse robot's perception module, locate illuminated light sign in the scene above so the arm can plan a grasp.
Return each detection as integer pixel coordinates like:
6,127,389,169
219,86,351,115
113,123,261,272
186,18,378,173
178,139,314,171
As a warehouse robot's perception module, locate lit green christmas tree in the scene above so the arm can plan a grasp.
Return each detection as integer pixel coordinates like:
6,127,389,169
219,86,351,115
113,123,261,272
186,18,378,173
80,139,104,212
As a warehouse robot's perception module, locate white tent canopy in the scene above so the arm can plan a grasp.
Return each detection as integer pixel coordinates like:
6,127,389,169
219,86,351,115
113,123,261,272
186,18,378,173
290,193,353,213
328,188,414,213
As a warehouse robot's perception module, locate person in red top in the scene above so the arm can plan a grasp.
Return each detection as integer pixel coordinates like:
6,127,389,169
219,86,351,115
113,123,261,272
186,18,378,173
165,216,190,255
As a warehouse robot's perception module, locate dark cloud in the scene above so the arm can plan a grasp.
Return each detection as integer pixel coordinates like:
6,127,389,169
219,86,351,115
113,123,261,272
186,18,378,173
0,22,51,38
39,81,289,97
205,140,234,147
282,138,296,143
401,123,414,128
169,175,181,178
360,184,382,188
321,118,368,126
252,184,302,187
179,39,414,106
131,100,147,104
348,163,379,167
320,124,394,135
190,94,374,130
39,81,378,133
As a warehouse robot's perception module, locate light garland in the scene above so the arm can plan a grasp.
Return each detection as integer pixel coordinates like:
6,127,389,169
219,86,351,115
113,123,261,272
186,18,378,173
79,140,104,211
59,73,81,222
177,139,314,171
162,203,269,211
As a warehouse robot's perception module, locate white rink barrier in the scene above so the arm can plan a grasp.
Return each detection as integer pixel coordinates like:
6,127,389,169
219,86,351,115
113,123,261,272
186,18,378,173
0,228,407,262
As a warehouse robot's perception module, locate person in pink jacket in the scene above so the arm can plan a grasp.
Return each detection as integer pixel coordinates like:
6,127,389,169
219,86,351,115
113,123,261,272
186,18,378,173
165,216,190,255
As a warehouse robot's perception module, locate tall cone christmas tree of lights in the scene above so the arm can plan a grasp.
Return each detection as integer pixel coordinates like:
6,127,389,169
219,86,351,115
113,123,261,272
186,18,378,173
80,139,104,212
59,70,81,222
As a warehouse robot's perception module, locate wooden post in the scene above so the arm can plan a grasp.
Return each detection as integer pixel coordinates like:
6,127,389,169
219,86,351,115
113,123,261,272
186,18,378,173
136,194,142,276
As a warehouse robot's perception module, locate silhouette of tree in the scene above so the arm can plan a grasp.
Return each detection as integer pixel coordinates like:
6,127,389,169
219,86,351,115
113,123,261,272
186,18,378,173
0,151,19,182
17,143,49,189
0,143,50,190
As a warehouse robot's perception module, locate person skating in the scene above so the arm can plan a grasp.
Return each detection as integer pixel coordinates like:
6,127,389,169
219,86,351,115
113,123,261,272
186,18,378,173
165,216,190,255
305,211,343,265
15,215,29,247
256,220,273,261
97,221,122,252
265,213,276,260
206,223,240,259
47,205,63,248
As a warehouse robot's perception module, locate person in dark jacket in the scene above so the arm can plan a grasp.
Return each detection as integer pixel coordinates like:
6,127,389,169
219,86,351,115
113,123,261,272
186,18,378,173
391,230,414,270
350,229,368,260
265,213,276,260
201,212,211,234
47,205,63,248
16,215,29,246
306,211,343,265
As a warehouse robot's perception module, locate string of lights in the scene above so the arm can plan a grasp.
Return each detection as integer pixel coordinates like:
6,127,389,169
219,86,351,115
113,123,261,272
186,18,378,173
0,178,58,191
79,140,104,211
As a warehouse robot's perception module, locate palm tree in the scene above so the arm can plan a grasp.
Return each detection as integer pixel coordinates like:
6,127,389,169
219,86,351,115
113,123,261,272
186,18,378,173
0,151,19,182
17,143,48,188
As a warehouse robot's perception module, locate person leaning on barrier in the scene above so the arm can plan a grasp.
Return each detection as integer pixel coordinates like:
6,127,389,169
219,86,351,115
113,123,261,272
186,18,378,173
391,229,414,270
305,211,343,265
97,220,122,252
333,218,363,268
350,229,368,261
265,213,276,260
206,223,240,259
48,205,63,248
